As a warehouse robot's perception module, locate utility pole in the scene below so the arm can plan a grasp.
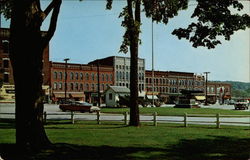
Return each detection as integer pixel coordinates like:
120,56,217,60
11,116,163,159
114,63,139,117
151,18,154,107
204,72,210,105
64,58,69,103
97,60,101,107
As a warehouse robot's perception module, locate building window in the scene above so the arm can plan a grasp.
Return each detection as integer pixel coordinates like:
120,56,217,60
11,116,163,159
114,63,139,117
59,83,63,90
3,60,9,68
70,72,74,80
80,83,83,91
85,84,89,90
53,82,57,90
109,93,112,100
54,72,57,79
106,74,109,82
80,73,83,80
86,73,89,80
3,73,9,83
2,40,9,53
120,71,122,80
110,74,113,81
75,83,79,90
70,83,74,90
91,84,95,91
116,71,119,80
92,73,95,81
102,74,104,81
59,72,63,80
75,73,79,80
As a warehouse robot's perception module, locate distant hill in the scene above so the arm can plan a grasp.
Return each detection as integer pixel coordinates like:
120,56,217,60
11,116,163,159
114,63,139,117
224,81,250,90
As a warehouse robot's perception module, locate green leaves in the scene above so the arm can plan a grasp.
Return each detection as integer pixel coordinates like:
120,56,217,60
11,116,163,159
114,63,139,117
143,0,188,24
172,0,250,49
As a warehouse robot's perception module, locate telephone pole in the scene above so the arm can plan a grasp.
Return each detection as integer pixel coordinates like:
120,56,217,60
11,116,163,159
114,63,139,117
64,58,70,103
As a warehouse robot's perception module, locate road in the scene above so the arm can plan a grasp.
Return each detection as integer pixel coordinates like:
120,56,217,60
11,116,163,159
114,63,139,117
0,103,249,127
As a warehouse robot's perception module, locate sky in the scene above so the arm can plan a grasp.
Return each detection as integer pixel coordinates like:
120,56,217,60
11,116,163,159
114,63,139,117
1,0,250,82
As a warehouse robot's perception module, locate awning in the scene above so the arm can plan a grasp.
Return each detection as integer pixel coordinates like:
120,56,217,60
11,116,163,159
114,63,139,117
147,95,158,100
195,96,206,100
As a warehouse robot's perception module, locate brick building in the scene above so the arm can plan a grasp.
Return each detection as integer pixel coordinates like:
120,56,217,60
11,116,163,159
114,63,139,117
0,28,50,102
145,70,205,103
0,28,50,86
206,81,232,103
50,62,114,103
88,56,145,91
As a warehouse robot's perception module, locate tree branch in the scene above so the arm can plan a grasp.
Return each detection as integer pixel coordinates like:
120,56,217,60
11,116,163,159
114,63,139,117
42,0,58,20
42,0,62,47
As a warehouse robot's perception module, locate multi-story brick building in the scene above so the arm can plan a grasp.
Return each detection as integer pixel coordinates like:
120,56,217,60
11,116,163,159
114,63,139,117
50,62,114,103
88,56,145,91
145,70,205,103
0,28,51,102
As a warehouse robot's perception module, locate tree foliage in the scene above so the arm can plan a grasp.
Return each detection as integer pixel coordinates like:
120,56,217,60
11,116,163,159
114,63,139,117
172,0,250,49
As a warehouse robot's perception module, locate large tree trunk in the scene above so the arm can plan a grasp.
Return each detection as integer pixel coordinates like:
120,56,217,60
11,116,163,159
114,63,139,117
9,0,61,150
128,0,141,126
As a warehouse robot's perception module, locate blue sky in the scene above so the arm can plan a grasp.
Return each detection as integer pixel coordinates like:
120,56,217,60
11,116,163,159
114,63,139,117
1,1,250,82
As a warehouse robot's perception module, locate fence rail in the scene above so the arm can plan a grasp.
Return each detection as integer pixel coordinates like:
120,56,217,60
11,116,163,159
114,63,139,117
1,112,250,128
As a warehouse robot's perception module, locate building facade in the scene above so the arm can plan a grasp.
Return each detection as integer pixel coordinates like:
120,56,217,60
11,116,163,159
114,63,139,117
88,56,145,91
50,62,114,103
206,81,232,103
145,70,205,103
0,28,50,102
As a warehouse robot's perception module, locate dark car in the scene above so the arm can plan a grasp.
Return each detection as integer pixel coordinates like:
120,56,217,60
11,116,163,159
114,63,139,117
59,101,93,113
234,99,249,110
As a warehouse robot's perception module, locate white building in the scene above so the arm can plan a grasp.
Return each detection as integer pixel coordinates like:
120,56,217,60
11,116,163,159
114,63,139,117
104,86,130,107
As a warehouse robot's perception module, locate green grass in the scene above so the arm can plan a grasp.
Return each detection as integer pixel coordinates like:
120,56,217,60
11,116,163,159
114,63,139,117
1,120,250,160
101,107,250,116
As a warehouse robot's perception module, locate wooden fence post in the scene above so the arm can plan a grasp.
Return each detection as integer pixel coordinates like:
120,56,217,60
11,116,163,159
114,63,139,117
153,112,157,126
43,112,47,124
184,113,188,127
216,113,220,129
71,111,74,124
97,111,101,124
124,112,128,125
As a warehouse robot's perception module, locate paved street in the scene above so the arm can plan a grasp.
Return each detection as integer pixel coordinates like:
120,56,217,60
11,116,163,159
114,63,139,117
0,103,249,126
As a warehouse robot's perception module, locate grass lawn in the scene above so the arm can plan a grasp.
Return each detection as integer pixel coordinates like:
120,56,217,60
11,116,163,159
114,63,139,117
101,107,250,116
1,120,250,160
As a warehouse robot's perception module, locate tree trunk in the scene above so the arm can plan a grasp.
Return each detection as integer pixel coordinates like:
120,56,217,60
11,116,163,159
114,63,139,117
9,0,53,150
128,0,141,126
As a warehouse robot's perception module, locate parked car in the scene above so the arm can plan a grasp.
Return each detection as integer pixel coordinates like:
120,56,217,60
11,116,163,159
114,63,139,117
234,99,249,110
59,101,100,113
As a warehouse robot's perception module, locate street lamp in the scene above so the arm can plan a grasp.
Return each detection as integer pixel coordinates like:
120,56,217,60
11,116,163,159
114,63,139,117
64,58,69,103
204,72,210,105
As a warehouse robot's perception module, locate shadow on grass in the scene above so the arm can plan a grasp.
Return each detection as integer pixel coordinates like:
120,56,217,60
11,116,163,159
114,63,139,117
1,136,250,160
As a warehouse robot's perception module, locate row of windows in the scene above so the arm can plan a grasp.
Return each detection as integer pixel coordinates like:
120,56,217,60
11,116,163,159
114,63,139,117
115,65,144,71
53,71,113,82
53,82,110,91
115,83,145,91
147,87,204,93
146,78,204,86
116,71,144,81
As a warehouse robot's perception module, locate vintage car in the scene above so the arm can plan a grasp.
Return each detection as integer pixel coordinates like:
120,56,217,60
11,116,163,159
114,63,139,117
234,99,249,110
59,101,100,113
